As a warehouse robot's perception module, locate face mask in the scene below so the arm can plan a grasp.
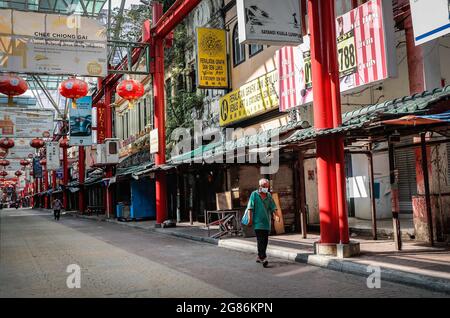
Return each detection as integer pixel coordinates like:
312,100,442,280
260,187,269,193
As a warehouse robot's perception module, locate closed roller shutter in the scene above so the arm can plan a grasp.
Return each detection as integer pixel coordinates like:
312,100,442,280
271,164,296,228
395,137,417,213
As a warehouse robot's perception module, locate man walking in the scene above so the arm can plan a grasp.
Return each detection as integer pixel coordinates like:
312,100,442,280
52,197,63,221
246,178,278,267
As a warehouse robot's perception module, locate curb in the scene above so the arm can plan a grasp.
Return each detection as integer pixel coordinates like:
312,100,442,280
68,212,450,294
218,239,450,295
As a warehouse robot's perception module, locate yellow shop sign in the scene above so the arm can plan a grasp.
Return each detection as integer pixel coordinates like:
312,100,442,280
196,27,228,89
219,71,279,126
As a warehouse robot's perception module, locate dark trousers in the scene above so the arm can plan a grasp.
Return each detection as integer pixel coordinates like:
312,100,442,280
54,209,60,220
255,229,269,260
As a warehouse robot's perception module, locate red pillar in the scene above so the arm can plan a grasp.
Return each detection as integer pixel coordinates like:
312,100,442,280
52,171,57,190
325,0,349,244
43,168,49,208
62,138,69,209
103,80,114,218
78,146,86,213
308,0,349,244
153,2,168,226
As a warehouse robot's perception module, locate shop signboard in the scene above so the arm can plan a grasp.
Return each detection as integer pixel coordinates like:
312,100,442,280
278,0,397,112
196,27,229,89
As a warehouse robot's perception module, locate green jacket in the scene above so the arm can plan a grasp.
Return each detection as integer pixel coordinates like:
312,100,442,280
246,190,277,231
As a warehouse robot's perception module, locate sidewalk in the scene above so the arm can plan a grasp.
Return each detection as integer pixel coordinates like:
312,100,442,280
65,211,450,294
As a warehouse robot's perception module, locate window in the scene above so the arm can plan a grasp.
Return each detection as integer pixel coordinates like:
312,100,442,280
143,98,147,127
249,44,263,57
233,24,245,66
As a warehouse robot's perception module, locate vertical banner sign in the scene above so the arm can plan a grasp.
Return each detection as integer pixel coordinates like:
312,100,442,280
409,0,450,45
150,129,159,154
32,157,42,178
196,28,229,89
69,96,93,146
45,142,60,170
96,102,106,144
237,0,302,45
278,0,397,112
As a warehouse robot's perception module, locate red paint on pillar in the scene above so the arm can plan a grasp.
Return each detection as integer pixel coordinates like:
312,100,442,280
44,169,49,208
104,84,113,218
78,146,86,213
153,2,168,226
62,137,69,209
325,0,350,244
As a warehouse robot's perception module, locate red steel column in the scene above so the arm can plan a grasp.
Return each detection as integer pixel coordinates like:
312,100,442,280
62,138,69,209
325,0,350,244
78,146,86,213
308,0,340,244
105,84,113,218
153,2,168,226
43,168,49,208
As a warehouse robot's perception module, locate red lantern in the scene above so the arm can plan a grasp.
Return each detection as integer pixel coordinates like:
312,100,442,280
40,159,47,166
29,171,34,177
59,78,88,109
0,74,28,97
0,138,14,149
117,79,144,110
0,148,7,158
0,171,7,177
0,159,10,167
15,171,22,177
59,139,70,149
20,159,30,167
30,138,45,149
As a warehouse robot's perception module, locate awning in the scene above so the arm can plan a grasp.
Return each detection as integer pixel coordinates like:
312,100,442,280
381,110,450,126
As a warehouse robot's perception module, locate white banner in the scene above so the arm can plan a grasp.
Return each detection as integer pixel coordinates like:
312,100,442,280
0,107,54,138
150,129,159,154
0,9,107,76
237,0,302,46
409,0,450,45
46,142,60,171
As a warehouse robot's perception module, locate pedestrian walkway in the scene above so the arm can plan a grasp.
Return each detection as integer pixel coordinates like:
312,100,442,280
65,210,450,294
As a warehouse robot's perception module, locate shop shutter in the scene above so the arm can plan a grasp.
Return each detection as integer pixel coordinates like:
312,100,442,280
395,138,417,213
271,164,296,228
447,142,450,185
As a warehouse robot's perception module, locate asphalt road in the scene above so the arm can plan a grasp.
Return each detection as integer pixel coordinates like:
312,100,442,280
0,208,447,298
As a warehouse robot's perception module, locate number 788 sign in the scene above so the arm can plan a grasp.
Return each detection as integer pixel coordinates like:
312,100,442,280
277,0,397,112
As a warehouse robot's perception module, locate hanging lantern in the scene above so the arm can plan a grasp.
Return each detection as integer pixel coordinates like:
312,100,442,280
0,74,28,99
20,159,30,167
15,171,22,177
30,138,45,149
0,159,10,167
0,171,7,177
0,148,7,158
40,159,47,166
117,79,144,110
59,78,88,109
0,138,14,149
59,139,70,149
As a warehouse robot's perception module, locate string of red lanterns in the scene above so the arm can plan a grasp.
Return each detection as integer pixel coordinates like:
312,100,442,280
0,138,14,149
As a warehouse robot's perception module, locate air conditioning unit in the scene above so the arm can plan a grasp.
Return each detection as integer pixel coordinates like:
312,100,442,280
96,138,120,165
105,138,120,164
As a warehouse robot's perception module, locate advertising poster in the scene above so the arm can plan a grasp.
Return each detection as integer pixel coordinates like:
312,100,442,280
69,96,93,146
0,107,54,138
219,71,278,126
32,157,42,179
46,142,60,171
278,0,397,112
0,9,107,76
196,27,229,89
4,138,35,159
237,0,302,46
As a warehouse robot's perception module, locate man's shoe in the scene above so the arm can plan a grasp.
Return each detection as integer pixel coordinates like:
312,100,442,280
262,259,269,268
256,257,262,263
